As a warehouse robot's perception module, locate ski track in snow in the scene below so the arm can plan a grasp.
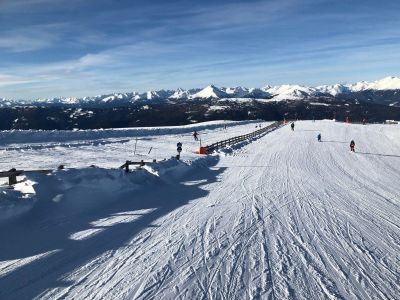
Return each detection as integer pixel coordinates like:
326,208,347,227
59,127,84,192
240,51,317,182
0,120,399,299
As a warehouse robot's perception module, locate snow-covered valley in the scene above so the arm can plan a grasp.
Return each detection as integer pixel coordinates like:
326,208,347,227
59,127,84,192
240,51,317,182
0,120,399,299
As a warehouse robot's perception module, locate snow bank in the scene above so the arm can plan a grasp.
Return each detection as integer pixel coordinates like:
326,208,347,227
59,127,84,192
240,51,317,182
0,182,36,221
0,167,158,222
0,156,218,222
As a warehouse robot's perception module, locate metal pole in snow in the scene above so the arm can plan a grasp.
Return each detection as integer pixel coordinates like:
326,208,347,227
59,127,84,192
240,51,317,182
134,138,138,155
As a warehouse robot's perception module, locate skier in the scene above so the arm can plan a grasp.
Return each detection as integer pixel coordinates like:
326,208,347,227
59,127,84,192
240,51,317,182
291,122,295,131
317,133,321,142
193,130,199,141
350,140,355,152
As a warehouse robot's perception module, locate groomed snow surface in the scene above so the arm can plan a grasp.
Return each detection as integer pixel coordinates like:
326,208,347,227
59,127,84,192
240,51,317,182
0,120,399,300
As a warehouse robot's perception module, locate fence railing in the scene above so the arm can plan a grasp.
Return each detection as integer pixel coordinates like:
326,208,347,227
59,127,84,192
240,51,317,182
204,121,283,154
0,168,53,185
0,160,157,186
119,160,157,172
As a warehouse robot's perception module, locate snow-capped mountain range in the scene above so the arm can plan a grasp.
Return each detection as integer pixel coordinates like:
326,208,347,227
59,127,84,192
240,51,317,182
1,76,400,107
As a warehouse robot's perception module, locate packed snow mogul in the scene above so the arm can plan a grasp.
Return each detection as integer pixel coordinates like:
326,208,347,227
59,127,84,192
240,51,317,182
193,130,199,141
317,133,321,142
350,140,355,152
291,122,295,131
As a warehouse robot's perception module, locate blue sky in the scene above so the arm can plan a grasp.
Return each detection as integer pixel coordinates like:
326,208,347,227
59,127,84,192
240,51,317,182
1,0,400,99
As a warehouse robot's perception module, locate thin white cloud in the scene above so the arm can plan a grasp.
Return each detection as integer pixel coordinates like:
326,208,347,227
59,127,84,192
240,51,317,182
0,0,82,13
0,23,66,52
0,34,52,52
0,74,37,86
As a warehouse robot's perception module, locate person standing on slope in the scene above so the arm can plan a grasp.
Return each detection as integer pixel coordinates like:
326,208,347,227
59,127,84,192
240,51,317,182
291,122,295,131
317,133,321,142
193,130,199,141
350,140,355,152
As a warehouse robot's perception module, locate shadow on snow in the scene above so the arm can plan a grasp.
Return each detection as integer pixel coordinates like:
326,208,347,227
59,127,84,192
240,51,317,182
0,156,225,300
356,152,400,158
320,140,348,144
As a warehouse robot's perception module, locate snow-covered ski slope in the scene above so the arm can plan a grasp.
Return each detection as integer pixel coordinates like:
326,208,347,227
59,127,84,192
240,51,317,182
0,120,399,300
0,120,264,171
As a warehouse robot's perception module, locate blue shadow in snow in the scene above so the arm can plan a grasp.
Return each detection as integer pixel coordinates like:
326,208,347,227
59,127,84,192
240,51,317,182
356,152,400,158
0,156,225,300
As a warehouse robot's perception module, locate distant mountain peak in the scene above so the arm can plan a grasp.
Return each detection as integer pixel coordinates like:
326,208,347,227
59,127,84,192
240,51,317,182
224,86,249,98
2,76,400,107
347,76,400,92
192,85,228,99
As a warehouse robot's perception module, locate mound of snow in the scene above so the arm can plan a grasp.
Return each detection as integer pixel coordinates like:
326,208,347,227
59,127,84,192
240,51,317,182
0,155,218,222
0,181,36,221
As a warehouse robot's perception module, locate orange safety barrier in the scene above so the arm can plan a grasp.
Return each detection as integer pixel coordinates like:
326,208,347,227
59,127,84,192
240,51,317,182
196,147,208,154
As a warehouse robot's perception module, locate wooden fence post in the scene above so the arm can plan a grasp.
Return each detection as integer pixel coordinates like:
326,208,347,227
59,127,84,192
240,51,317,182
8,168,17,186
125,161,130,173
